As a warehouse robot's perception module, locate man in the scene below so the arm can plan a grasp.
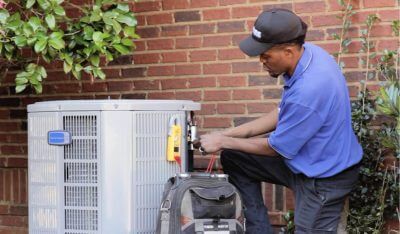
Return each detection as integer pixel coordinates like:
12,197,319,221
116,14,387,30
199,9,363,233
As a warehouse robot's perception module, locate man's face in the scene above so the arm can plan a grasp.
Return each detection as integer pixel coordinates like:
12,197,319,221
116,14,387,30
259,46,290,78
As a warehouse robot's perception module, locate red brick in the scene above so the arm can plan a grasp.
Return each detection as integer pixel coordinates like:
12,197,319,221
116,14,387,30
0,122,20,132
133,53,160,64
263,3,293,11
148,92,176,99
122,67,146,78
162,52,187,63
176,90,202,101
136,15,146,26
312,14,342,27
263,88,283,99
108,81,134,92
176,37,202,49
136,27,160,38
316,42,341,54
161,78,188,90
218,76,247,87
232,34,248,46
161,25,188,36
233,89,261,100
328,0,360,11
1,146,24,155
219,0,246,6
348,85,359,97
147,39,174,50
247,103,276,113
203,35,231,47
188,77,217,88
190,0,218,8
204,90,231,101
148,66,175,76
378,9,400,22
197,103,216,115
162,0,189,10
294,1,326,13
0,110,10,119
174,11,201,22
82,82,108,92
175,64,202,75
0,205,7,214
217,103,246,114
232,6,261,18
46,83,81,94
135,41,146,51
146,13,173,25
232,62,261,73
350,11,379,24
218,48,246,60
217,21,245,33
203,117,231,128
133,1,161,12
203,9,230,21
6,158,27,168
4,170,11,201
134,80,160,90
190,50,217,62
306,29,326,41
377,39,398,51
0,215,27,227
12,169,19,203
341,56,359,68
21,170,27,203
0,171,3,201
190,23,216,35
9,206,27,216
363,0,396,8
370,24,394,37
103,69,121,79
347,41,363,53
203,64,231,74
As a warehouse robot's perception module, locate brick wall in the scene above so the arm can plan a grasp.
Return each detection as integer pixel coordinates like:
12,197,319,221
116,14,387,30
0,0,398,232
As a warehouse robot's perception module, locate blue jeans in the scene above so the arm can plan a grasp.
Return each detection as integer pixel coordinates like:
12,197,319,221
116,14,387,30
220,149,360,234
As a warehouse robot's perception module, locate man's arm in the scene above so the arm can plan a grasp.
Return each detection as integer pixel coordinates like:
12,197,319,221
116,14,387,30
221,108,278,138
199,134,279,157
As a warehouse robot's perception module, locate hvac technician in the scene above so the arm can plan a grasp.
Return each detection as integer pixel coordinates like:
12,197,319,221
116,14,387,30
199,9,363,234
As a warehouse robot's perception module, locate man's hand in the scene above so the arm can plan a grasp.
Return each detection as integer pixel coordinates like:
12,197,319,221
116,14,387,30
199,132,227,154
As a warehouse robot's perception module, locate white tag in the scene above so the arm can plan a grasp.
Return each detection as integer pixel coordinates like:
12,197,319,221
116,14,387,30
252,27,262,39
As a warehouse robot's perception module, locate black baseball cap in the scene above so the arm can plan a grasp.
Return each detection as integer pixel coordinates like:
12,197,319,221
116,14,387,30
239,9,307,57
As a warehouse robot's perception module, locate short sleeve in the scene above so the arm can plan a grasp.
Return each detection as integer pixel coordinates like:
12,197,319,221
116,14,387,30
268,102,324,159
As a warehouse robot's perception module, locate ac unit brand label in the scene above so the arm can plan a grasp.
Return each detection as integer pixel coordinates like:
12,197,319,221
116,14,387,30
48,131,72,145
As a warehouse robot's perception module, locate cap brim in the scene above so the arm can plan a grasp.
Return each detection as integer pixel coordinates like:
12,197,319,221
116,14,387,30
239,36,273,57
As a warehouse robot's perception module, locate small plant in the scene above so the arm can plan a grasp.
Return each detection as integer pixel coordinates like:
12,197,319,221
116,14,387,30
0,0,139,94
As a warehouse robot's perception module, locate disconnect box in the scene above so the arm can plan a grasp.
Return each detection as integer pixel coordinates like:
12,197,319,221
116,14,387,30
27,100,200,234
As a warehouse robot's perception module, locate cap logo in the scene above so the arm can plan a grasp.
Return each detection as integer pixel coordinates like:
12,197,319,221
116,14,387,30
252,27,262,39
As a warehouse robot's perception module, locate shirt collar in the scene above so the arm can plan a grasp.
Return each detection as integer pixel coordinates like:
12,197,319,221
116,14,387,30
283,43,313,88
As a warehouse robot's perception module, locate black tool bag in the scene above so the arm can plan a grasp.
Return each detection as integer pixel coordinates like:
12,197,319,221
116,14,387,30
156,173,245,234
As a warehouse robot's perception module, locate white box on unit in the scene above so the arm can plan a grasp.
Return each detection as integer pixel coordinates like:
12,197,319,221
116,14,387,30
27,100,200,234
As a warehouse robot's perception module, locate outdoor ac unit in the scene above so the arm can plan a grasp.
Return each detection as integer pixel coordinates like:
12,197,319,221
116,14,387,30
27,100,200,234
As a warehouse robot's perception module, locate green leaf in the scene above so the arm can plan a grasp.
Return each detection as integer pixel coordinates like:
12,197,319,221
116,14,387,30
49,37,65,50
112,20,121,34
116,14,137,27
26,0,36,8
6,19,22,31
92,31,103,42
27,37,37,46
14,36,28,47
63,62,72,73
117,4,130,13
23,23,34,37
95,68,106,80
45,14,56,29
34,38,47,53
0,10,10,24
33,83,43,93
113,44,131,54
121,38,133,47
15,84,27,93
38,66,47,78
83,26,94,40
50,31,63,39
54,6,66,16
37,0,50,10
15,77,28,85
28,17,42,31
90,55,100,66
123,26,136,37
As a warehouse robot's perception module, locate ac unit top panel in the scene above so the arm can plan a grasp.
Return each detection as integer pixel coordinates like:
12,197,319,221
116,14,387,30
28,100,201,112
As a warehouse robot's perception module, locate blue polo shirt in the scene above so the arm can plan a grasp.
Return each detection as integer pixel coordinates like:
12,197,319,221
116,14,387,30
268,43,363,178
